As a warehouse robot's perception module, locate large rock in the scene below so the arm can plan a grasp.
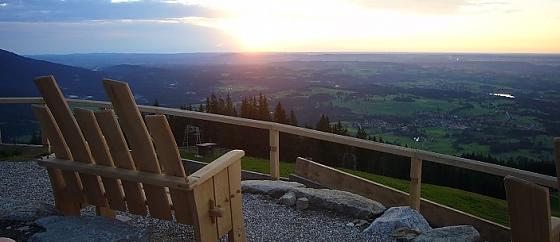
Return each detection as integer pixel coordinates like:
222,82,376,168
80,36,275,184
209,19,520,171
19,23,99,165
278,191,297,206
293,187,386,219
362,206,431,242
0,198,58,221
413,225,480,242
29,216,148,242
241,180,305,198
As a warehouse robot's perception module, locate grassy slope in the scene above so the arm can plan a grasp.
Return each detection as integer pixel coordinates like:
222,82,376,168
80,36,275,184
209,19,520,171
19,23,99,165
180,150,560,226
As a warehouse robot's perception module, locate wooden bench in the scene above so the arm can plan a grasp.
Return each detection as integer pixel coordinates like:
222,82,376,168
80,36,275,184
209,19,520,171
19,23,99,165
32,75,246,242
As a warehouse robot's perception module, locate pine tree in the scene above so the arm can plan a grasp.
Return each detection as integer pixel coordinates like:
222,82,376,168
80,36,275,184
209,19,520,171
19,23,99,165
356,126,368,139
225,93,235,116
273,102,287,124
316,114,331,132
288,110,298,126
257,93,270,121
332,120,348,136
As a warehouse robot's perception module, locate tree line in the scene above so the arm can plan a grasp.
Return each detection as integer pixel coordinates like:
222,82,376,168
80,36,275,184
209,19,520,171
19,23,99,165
166,93,556,199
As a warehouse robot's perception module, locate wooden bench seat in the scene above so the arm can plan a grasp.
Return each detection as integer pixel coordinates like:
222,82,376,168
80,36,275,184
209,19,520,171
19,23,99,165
32,75,246,242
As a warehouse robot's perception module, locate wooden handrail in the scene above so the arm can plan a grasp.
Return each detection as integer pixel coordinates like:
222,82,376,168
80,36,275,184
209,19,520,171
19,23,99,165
0,97,557,190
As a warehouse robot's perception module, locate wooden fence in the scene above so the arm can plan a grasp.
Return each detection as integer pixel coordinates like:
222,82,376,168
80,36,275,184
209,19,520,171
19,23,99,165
1,97,557,209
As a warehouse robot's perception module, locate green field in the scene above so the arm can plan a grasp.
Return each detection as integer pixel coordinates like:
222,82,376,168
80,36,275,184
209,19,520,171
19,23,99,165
180,151,560,226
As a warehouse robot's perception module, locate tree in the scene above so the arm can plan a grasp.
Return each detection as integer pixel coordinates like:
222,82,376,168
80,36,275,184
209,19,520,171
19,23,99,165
289,110,298,126
356,126,368,139
273,102,287,124
316,114,331,132
332,120,348,136
225,93,235,116
257,93,270,121
153,99,160,107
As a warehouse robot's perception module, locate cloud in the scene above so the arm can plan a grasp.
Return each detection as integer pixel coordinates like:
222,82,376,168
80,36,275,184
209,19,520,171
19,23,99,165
0,0,217,22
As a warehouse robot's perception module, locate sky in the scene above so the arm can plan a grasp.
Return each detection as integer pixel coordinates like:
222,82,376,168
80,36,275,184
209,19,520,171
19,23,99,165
0,0,559,54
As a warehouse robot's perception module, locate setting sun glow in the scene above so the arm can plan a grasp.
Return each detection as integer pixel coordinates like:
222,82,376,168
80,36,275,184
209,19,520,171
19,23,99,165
181,0,560,53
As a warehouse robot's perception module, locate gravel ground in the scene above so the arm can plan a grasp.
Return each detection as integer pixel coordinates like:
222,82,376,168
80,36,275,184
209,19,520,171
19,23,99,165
0,161,363,241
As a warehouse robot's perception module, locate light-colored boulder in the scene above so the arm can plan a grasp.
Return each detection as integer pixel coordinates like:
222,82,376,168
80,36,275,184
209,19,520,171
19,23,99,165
413,225,480,242
29,216,148,242
392,227,422,242
241,180,305,198
0,198,58,222
278,191,297,207
296,197,309,210
293,187,386,219
362,206,431,242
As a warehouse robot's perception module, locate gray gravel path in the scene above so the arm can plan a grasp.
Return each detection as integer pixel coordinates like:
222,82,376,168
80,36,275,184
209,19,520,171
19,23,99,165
1,161,363,241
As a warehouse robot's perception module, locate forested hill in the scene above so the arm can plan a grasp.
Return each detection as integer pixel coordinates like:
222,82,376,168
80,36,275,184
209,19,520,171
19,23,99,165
0,49,104,98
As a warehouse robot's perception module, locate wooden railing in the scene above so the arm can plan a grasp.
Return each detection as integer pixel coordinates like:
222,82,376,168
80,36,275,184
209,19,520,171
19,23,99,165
1,97,558,210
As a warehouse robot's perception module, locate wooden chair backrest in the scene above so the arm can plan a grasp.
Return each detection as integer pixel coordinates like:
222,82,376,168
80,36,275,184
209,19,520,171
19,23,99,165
504,175,552,242
32,76,246,241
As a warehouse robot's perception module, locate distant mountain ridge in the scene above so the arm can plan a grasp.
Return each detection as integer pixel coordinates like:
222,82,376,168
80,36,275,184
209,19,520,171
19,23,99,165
0,49,104,98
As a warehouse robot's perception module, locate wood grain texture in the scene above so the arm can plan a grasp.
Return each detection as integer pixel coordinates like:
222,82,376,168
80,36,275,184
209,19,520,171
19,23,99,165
102,79,171,220
34,76,107,207
227,161,246,242
269,129,280,181
193,179,219,242
95,110,147,215
32,105,83,215
145,115,193,224
74,108,126,210
409,157,422,211
213,169,232,237
504,176,553,242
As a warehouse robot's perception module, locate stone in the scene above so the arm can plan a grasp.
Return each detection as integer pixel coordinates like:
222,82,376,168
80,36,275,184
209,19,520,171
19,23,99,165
392,227,422,242
413,225,480,242
115,215,132,222
15,226,30,231
29,216,148,242
241,180,305,198
0,198,58,222
346,222,355,227
355,219,369,227
292,187,386,219
361,206,431,242
278,191,297,207
296,197,309,210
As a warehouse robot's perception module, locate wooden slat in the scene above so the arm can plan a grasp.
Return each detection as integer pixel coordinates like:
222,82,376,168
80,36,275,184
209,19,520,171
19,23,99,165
504,176,552,242
227,161,246,242
74,108,126,211
32,104,82,215
37,158,194,190
145,115,193,224
94,110,147,215
103,79,171,220
269,129,280,180
193,179,219,242
409,157,422,211
213,169,232,237
34,75,107,207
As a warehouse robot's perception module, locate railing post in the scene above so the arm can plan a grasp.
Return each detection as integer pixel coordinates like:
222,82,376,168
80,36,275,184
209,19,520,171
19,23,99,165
269,129,280,180
554,137,560,191
409,157,422,210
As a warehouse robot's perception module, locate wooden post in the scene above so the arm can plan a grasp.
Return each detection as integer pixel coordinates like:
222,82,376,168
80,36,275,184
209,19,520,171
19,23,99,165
269,129,280,180
409,157,422,210
554,137,560,193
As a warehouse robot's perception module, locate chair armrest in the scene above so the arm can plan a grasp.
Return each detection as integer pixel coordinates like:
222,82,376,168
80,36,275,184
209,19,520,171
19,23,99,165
188,150,245,189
